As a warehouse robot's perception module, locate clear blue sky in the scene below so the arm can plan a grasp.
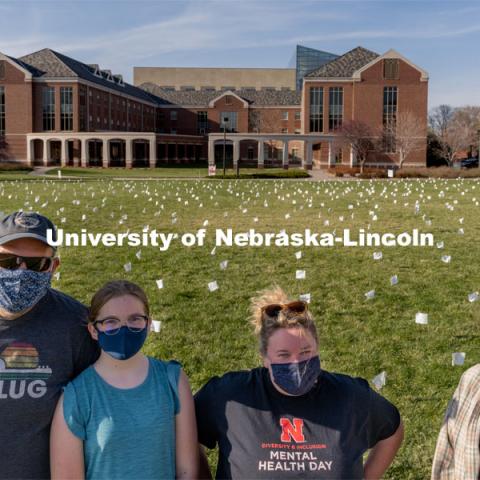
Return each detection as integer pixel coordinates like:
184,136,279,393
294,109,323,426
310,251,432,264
1,0,478,108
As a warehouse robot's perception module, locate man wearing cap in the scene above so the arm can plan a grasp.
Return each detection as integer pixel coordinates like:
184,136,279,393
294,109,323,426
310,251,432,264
0,211,99,479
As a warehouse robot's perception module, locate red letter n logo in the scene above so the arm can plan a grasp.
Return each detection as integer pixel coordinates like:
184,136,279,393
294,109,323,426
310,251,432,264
280,417,306,443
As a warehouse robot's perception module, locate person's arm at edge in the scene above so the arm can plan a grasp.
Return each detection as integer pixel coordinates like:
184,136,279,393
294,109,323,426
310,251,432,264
198,444,213,480
50,392,85,480
363,420,404,480
176,369,200,479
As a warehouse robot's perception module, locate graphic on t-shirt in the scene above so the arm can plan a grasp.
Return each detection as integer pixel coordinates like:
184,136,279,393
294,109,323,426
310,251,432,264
0,342,51,399
280,418,306,443
0,342,52,379
259,416,332,473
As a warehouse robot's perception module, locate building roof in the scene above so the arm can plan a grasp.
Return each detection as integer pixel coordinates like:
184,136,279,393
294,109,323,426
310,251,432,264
305,46,379,78
140,83,301,106
17,48,157,104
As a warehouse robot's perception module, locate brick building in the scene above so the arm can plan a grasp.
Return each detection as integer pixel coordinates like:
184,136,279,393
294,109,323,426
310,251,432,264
0,45,428,169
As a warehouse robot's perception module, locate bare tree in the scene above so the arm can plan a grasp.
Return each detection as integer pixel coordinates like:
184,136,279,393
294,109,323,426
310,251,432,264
336,120,377,173
249,109,281,161
438,116,472,166
429,105,454,137
384,111,425,168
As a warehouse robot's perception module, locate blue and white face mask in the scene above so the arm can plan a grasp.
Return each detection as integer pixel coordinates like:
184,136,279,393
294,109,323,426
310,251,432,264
270,355,321,396
0,269,52,314
97,326,148,361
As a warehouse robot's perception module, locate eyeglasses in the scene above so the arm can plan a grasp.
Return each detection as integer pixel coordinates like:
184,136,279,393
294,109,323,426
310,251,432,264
93,314,149,335
0,254,54,272
261,301,307,318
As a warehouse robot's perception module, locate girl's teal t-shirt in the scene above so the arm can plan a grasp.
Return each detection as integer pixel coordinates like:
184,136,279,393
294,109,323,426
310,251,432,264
63,357,181,480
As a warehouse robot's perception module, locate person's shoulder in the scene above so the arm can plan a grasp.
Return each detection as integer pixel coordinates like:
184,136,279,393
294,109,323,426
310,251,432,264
64,365,95,396
458,363,480,390
197,368,260,397
320,370,371,395
48,288,87,312
148,357,181,375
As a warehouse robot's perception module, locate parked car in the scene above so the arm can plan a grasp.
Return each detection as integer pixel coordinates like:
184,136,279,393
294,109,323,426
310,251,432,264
460,157,479,169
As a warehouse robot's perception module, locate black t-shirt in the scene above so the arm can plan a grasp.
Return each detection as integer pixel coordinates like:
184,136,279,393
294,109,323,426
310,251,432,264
0,288,100,480
195,367,400,479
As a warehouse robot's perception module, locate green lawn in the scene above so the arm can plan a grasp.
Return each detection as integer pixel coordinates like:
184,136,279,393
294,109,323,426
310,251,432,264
1,177,479,478
44,166,308,179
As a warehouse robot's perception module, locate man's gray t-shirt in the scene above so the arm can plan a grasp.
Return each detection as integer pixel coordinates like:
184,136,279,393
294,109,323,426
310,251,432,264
0,288,99,480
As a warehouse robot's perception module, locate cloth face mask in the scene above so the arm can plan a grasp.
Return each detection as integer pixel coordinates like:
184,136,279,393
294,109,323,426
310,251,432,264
270,355,321,396
0,269,51,314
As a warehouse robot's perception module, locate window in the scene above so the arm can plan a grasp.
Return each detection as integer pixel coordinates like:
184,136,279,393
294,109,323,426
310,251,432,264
225,95,232,106
0,86,5,136
294,128,301,134
282,111,289,121
295,111,301,121
281,128,288,133
42,87,55,131
383,86,397,152
247,146,254,160
170,110,177,121
171,128,177,134
328,87,343,131
309,87,323,132
60,87,73,131
384,59,399,80
197,111,208,134
292,148,299,161
220,112,237,132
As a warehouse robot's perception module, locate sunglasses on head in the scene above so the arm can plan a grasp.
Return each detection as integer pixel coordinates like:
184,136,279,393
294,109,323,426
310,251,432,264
261,301,307,318
0,253,54,272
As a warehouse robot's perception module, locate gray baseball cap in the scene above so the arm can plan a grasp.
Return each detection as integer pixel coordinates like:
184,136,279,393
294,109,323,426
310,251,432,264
0,211,57,249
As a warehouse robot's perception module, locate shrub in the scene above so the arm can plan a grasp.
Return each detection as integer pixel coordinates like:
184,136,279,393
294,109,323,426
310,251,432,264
0,162,33,172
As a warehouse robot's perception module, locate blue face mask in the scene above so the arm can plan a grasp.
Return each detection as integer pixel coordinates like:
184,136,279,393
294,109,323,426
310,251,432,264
270,355,321,396
97,326,148,361
0,269,51,314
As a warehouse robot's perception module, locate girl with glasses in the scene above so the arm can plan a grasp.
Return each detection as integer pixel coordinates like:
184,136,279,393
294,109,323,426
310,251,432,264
50,280,198,479
194,286,404,479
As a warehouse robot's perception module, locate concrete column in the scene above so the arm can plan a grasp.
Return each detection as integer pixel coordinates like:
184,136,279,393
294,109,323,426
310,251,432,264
81,139,87,167
149,139,156,168
282,140,289,170
60,139,67,167
174,143,178,162
208,139,215,167
43,140,48,166
233,140,240,169
126,139,133,168
350,146,355,167
165,143,169,163
102,140,109,168
328,141,333,168
26,139,33,166
257,141,264,169
304,141,313,170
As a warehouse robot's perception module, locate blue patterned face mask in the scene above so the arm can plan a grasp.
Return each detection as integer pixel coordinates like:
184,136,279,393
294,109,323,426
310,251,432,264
270,355,321,396
0,269,52,314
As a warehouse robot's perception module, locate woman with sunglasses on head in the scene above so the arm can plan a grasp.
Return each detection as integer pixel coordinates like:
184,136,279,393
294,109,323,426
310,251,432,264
195,286,403,480
50,280,199,480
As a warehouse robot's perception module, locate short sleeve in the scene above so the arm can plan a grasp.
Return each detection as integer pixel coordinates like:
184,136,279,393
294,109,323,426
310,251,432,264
62,381,87,440
367,385,401,448
165,360,182,415
194,377,220,449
